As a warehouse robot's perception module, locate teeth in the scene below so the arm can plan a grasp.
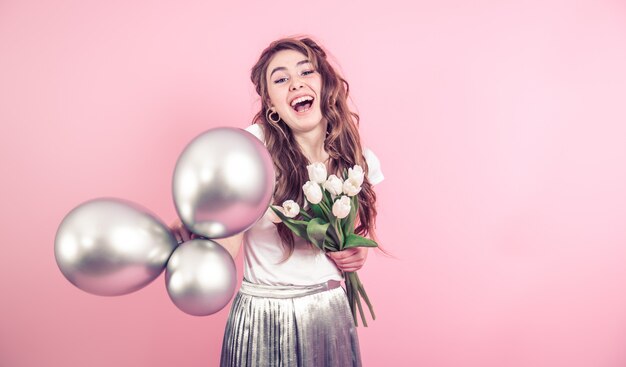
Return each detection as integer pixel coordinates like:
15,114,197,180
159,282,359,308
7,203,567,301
290,95,314,107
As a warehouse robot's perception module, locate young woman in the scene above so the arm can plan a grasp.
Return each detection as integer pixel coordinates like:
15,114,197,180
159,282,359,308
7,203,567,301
172,36,383,367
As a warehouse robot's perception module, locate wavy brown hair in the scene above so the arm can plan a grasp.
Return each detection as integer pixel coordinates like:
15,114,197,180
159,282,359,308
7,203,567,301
251,37,378,260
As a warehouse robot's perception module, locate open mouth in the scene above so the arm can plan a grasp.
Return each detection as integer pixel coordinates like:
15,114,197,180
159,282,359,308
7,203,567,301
290,95,314,113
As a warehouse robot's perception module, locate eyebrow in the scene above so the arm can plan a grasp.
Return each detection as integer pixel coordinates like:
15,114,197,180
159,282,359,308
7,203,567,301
269,59,312,78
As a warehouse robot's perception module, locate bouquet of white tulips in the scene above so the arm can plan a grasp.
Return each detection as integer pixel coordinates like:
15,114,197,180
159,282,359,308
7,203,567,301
271,162,378,327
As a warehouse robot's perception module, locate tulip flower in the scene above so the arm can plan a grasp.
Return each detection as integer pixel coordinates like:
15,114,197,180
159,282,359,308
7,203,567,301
323,175,343,196
332,195,351,219
303,181,323,204
282,200,300,218
307,162,327,184
348,165,365,186
342,177,362,197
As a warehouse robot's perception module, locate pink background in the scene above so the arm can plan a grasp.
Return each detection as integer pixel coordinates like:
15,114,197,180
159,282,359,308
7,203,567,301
2,1,626,366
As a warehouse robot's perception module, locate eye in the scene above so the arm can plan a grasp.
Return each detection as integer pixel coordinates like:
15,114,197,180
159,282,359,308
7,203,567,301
274,77,288,84
301,70,315,76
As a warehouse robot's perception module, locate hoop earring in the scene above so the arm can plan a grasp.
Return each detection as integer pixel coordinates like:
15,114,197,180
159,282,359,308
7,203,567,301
266,108,290,141
266,108,281,123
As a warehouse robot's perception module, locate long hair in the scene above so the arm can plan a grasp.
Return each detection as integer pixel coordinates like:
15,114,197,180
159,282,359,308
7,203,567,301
250,36,378,259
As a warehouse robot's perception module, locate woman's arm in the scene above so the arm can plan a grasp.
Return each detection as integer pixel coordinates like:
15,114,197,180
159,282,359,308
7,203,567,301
170,219,244,259
213,233,244,260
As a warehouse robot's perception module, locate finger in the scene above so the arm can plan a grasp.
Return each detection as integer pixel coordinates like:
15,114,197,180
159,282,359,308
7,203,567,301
332,257,362,269
331,251,365,264
334,259,359,269
337,257,364,267
327,248,357,260
327,252,341,260
336,261,364,272
181,227,191,242
169,219,183,230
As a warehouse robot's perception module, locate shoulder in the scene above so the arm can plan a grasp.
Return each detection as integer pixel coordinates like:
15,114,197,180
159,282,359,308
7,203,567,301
363,147,384,186
244,124,265,144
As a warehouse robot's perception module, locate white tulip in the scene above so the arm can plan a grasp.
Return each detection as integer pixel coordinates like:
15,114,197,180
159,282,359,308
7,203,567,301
302,181,323,204
348,165,365,186
332,196,351,219
282,200,300,218
307,162,327,184
342,177,362,197
323,175,343,196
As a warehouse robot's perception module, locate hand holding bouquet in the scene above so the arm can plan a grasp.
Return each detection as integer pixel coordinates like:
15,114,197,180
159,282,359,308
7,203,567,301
270,162,377,326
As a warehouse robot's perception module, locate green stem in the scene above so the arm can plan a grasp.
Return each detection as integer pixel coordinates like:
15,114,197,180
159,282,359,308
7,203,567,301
318,199,331,216
299,209,312,220
336,218,344,249
354,282,368,327
356,272,376,320
345,272,357,326
324,188,333,208
349,272,367,327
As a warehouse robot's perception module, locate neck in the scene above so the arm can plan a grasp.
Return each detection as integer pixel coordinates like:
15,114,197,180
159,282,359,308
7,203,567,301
292,121,329,164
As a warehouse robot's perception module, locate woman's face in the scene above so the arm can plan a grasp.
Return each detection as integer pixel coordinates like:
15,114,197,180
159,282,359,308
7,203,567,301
266,49,324,134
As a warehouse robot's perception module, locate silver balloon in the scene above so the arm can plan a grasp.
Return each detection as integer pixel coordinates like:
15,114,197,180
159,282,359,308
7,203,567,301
54,198,177,296
165,239,237,316
172,127,275,238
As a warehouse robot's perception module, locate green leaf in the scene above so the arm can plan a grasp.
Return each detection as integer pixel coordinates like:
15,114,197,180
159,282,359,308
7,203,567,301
327,218,344,248
299,209,312,221
318,199,331,218
310,203,324,218
270,206,309,239
306,218,330,251
344,233,378,249
324,235,339,251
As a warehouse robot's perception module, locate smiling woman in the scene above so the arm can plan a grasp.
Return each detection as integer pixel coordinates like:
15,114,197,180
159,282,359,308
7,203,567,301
265,50,324,132
171,36,384,367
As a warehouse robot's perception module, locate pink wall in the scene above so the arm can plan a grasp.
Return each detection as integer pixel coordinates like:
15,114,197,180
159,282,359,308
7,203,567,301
2,1,626,366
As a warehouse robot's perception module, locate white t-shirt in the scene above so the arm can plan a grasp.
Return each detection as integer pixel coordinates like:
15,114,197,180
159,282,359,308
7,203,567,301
243,124,384,286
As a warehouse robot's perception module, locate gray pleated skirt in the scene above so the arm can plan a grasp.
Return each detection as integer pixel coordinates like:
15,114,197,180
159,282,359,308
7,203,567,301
220,279,362,367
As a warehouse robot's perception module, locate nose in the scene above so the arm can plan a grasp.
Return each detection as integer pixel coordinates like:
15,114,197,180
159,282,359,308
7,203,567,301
290,76,304,91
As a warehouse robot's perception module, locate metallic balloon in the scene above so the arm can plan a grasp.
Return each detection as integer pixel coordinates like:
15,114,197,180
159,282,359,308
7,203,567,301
165,239,237,316
172,127,275,238
54,198,177,296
